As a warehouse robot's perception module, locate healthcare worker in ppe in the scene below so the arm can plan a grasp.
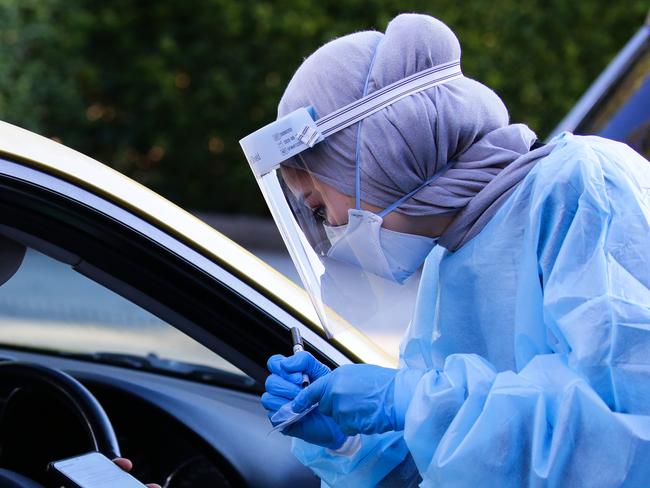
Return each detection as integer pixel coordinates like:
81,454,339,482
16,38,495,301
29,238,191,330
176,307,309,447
240,13,650,488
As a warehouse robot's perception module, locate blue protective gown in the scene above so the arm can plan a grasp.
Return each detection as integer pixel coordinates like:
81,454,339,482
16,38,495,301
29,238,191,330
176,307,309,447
292,133,650,487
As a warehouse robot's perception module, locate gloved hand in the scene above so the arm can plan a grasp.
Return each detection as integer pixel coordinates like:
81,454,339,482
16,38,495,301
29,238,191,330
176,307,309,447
292,364,425,435
261,351,346,449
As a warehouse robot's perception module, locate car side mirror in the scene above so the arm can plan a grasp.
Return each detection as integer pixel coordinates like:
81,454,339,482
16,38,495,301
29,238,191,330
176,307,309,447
0,235,26,286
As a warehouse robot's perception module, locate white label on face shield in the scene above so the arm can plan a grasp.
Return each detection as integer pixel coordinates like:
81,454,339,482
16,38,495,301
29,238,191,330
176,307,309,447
240,107,322,177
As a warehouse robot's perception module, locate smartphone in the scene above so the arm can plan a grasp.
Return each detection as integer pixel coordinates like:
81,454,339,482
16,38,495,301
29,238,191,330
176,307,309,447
48,451,147,488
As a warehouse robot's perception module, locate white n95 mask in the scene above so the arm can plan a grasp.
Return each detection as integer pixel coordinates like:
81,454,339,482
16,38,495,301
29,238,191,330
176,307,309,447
324,209,436,284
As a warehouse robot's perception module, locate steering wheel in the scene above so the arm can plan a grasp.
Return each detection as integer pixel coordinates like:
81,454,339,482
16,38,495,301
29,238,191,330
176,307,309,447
0,361,121,487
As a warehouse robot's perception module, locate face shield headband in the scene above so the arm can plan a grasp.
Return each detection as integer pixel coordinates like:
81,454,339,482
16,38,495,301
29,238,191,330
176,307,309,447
239,60,462,341
240,60,462,178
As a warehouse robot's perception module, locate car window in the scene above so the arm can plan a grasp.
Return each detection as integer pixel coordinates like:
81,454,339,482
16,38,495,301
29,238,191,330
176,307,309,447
575,39,650,158
0,247,249,380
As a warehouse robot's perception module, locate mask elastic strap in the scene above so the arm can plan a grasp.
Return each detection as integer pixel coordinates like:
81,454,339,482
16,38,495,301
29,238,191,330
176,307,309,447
354,38,383,210
377,163,453,218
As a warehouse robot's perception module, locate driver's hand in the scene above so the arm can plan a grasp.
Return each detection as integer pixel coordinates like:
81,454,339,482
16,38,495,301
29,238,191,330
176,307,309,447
113,458,161,488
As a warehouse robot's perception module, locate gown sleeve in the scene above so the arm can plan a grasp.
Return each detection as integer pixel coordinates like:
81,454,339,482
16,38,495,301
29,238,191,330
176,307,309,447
403,147,650,487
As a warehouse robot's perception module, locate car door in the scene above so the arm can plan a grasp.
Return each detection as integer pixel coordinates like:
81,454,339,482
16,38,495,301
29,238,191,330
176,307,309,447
0,153,357,384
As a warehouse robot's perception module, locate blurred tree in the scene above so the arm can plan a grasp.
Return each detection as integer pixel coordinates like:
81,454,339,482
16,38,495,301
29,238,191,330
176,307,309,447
0,0,647,213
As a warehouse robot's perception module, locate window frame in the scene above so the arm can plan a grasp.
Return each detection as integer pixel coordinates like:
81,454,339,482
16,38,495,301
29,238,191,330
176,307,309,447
0,158,352,386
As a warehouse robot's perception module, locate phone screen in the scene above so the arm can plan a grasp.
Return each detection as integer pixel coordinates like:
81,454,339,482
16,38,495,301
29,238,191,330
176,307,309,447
51,452,146,488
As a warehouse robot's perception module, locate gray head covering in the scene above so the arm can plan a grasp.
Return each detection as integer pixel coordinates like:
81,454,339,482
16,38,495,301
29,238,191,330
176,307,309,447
278,13,553,250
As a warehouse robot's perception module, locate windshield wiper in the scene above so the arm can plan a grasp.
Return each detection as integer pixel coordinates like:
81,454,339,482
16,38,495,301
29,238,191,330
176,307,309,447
62,351,259,391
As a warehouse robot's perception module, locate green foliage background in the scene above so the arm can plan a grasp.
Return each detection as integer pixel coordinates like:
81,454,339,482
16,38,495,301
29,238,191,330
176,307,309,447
0,1,647,213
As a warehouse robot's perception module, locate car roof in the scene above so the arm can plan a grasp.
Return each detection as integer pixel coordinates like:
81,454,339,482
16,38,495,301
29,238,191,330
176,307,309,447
0,121,392,366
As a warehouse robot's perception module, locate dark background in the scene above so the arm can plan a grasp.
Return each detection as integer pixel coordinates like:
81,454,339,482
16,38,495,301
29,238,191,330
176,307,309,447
0,0,647,214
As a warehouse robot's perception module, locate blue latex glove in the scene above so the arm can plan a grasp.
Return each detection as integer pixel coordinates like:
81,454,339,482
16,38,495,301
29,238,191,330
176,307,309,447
261,351,346,449
292,364,424,436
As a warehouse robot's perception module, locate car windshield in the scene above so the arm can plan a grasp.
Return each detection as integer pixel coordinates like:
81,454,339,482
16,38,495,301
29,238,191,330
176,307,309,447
0,247,251,384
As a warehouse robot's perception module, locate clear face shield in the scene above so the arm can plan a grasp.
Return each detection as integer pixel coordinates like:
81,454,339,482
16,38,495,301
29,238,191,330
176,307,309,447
240,61,462,358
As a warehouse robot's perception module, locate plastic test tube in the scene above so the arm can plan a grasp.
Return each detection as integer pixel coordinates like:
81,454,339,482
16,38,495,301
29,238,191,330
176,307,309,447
290,327,311,388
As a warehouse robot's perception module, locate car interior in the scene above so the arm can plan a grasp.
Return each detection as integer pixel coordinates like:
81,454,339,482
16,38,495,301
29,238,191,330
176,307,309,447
0,233,254,487
0,164,321,486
